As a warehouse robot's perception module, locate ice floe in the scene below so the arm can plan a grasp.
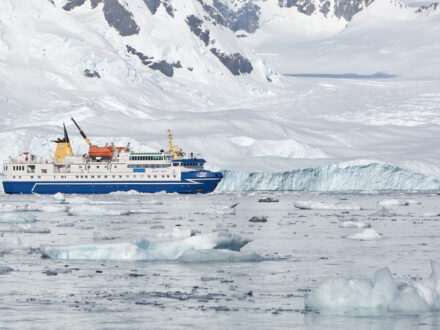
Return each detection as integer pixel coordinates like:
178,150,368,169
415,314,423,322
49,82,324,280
0,224,50,234
339,220,371,228
294,201,361,211
370,207,397,217
155,227,193,240
348,228,383,241
67,205,130,216
378,199,418,207
0,213,36,223
305,261,440,314
41,232,250,261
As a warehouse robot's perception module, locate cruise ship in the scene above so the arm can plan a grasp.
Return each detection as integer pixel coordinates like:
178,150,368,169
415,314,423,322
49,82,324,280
2,119,223,194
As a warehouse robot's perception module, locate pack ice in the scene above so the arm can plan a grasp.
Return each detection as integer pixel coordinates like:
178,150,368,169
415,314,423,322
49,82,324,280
305,261,440,314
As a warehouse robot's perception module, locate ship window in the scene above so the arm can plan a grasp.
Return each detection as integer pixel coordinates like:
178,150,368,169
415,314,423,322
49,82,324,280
119,175,122,178
104,175,107,178
126,175,129,178
91,175,94,178
148,175,150,178
114,166,117,168
30,176,34,179
19,176,21,179
79,166,82,168
88,165,90,169
76,176,79,178
112,175,115,178
97,166,100,169
173,163,178,167
173,175,176,178
97,175,100,178
154,175,157,178
41,169,47,173
167,175,169,178
38,176,41,179
13,176,15,178
162,175,164,178
85,175,88,178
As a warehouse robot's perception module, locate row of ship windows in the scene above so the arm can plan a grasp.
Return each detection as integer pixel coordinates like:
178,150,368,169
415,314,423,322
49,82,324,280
12,174,178,179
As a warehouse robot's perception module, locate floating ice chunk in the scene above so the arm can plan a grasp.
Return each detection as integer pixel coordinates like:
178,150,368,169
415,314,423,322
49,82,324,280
294,201,361,211
53,192,65,202
178,249,263,263
0,213,36,223
156,227,193,240
199,204,237,216
348,228,383,241
65,197,91,204
67,205,130,216
37,205,69,213
339,221,371,228
306,261,440,315
378,199,418,207
109,190,142,196
370,207,397,217
0,266,13,274
41,232,250,261
0,224,50,233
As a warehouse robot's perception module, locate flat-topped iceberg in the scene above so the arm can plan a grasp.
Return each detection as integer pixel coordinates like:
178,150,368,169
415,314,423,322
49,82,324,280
41,232,251,261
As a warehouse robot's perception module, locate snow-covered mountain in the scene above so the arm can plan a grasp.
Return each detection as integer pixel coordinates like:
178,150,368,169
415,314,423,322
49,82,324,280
0,0,440,192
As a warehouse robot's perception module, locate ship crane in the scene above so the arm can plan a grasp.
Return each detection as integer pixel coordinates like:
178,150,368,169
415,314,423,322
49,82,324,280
70,117,125,159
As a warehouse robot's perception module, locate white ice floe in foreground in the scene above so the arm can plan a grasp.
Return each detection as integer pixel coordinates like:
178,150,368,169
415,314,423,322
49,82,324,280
0,213,36,223
306,261,440,314
294,201,361,211
41,232,253,261
348,228,383,241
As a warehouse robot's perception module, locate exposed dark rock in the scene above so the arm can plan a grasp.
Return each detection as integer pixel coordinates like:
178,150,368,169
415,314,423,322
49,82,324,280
278,0,372,21
126,45,153,65
334,0,374,21
249,216,268,223
91,0,103,9
188,66,193,71
416,2,439,13
162,0,175,17
149,61,174,77
212,0,260,33
83,69,101,78
63,0,85,11
186,15,211,46
210,48,253,76
126,45,180,77
103,0,140,36
196,0,228,27
143,0,160,14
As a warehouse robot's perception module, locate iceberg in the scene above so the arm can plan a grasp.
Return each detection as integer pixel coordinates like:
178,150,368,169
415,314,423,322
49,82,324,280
339,220,370,228
41,232,250,261
306,261,440,314
216,163,440,192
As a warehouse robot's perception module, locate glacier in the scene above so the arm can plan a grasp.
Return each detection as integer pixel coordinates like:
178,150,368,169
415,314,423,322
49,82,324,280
216,162,440,192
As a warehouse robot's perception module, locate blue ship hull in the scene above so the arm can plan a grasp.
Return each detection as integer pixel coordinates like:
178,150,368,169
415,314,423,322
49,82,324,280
2,172,223,195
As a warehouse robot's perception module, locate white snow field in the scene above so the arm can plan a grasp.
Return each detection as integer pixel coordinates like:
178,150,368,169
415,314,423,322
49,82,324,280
0,191,440,328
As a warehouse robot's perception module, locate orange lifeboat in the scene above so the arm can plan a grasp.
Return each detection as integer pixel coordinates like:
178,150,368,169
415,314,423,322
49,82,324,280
88,145,125,158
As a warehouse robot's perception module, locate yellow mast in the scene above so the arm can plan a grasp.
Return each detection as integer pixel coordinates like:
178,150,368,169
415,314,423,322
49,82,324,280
167,129,181,159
